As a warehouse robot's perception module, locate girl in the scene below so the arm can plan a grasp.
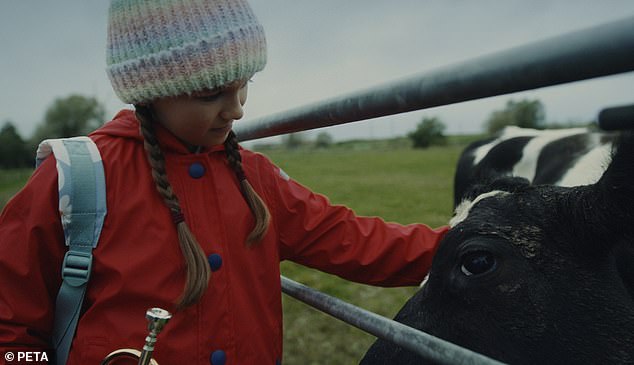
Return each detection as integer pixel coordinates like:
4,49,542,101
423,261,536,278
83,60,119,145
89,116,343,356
0,0,448,364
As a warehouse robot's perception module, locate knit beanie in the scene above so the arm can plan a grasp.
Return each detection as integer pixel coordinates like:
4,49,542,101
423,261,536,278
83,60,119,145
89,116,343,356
106,0,267,105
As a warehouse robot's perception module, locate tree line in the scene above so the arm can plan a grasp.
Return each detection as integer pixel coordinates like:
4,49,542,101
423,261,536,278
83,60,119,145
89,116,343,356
281,98,590,150
407,98,593,149
1,95,594,168
1,95,104,168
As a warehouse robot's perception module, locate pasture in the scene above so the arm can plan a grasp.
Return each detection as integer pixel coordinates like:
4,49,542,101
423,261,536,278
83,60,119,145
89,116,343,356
257,137,469,364
0,137,475,364
0,168,33,208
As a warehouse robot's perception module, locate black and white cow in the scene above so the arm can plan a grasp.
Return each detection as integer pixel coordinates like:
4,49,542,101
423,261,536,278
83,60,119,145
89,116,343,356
453,126,615,207
361,131,634,364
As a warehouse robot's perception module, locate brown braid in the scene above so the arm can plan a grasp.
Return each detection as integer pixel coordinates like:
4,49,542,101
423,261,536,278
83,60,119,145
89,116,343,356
224,131,271,245
135,105,211,309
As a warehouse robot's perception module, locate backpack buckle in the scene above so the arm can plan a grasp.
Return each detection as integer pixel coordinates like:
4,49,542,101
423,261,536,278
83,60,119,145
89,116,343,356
61,250,93,287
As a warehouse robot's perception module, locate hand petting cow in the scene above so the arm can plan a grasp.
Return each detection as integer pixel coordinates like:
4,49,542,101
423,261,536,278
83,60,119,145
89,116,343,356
361,128,634,364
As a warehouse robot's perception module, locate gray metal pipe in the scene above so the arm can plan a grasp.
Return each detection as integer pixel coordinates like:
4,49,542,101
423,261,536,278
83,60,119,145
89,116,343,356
235,16,634,141
281,276,505,365
599,103,634,130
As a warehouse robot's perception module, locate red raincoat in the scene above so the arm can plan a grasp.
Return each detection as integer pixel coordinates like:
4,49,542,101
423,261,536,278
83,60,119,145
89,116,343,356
0,110,448,364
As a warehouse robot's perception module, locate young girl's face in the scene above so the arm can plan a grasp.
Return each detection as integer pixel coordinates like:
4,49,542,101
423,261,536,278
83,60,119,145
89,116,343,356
152,79,249,147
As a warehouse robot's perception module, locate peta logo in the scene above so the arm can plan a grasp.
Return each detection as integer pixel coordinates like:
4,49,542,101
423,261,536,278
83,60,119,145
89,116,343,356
4,351,49,363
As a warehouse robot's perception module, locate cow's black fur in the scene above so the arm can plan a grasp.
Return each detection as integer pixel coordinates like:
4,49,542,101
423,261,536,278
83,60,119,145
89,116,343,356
361,133,634,364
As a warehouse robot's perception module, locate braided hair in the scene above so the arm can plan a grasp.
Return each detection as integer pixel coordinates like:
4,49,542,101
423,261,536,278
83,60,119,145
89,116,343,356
224,130,271,244
136,105,271,309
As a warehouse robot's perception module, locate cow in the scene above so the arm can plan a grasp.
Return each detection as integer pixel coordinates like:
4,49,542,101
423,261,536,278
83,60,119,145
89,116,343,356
453,126,615,207
361,131,634,364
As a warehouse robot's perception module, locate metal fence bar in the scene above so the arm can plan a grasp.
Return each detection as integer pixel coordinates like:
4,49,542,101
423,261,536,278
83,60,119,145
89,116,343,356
235,16,634,141
598,103,634,130
254,14,634,364
281,276,505,365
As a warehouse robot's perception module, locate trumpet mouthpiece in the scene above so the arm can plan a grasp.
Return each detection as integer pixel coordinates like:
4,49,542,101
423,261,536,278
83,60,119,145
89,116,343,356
102,307,172,365
146,308,172,334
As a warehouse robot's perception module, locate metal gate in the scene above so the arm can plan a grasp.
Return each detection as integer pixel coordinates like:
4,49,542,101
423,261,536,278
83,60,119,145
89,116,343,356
234,16,634,365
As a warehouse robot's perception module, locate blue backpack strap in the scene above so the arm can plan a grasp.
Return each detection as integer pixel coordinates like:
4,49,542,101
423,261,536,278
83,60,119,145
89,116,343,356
36,137,107,365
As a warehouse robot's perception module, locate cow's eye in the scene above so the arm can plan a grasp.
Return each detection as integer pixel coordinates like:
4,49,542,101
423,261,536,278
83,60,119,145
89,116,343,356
460,251,496,276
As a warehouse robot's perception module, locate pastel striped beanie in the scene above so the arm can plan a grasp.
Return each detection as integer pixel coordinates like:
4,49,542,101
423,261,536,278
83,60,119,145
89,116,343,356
106,0,267,105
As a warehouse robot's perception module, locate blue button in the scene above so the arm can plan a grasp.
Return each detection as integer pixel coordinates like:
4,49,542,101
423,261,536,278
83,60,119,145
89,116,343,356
207,254,223,272
276,359,281,365
210,350,226,365
189,162,205,179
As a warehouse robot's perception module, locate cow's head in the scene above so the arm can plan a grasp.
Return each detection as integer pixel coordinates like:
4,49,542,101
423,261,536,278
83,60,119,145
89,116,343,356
362,133,634,364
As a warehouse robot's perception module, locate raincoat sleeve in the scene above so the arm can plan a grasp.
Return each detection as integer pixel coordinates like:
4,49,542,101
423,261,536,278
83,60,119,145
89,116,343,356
0,156,65,351
263,160,449,287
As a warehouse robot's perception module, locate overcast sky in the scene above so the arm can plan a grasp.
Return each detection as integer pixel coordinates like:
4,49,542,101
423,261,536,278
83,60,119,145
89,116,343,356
1,1,633,144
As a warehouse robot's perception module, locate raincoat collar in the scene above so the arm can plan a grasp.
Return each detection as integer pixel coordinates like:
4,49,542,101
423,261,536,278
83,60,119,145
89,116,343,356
92,109,227,155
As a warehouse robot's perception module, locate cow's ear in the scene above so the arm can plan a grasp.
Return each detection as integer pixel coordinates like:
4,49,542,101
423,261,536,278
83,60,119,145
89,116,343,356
555,133,634,253
596,132,634,204
588,132,634,237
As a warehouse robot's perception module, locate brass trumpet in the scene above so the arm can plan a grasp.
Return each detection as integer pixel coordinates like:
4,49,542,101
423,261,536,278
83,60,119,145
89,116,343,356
101,308,172,365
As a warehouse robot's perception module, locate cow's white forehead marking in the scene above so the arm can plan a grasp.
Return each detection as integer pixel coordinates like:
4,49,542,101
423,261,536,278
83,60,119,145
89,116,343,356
450,190,510,228
420,273,430,287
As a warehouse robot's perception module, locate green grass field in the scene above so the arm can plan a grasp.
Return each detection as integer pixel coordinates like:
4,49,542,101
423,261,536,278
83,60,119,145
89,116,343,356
0,137,475,364
262,141,464,364
0,168,33,208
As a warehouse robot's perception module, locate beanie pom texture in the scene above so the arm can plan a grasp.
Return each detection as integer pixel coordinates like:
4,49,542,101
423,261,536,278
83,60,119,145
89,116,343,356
106,0,267,104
